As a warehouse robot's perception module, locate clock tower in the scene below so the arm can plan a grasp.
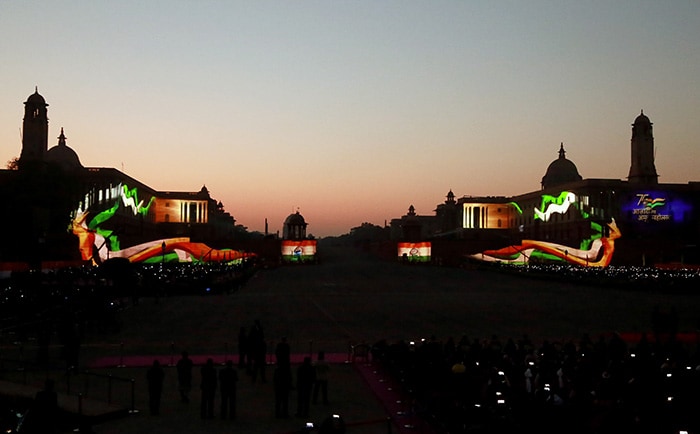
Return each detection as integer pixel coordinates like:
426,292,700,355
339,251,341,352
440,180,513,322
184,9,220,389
628,110,658,184
19,87,49,168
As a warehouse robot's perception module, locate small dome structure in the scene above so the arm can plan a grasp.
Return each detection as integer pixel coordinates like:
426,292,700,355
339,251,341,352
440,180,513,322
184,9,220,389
26,89,48,106
633,110,652,127
541,143,582,189
45,128,83,171
285,211,306,226
283,211,308,240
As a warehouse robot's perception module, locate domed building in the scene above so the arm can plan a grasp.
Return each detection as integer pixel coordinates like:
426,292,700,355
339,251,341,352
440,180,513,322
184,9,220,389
45,128,83,171
1,89,240,266
281,211,317,263
541,143,582,189
389,111,700,266
282,210,308,240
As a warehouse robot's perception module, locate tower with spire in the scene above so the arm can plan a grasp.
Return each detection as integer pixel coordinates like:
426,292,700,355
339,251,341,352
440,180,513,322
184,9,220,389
628,110,658,184
19,87,49,168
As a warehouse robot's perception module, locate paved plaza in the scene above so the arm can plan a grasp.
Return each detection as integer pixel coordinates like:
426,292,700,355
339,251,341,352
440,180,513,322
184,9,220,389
4,245,700,433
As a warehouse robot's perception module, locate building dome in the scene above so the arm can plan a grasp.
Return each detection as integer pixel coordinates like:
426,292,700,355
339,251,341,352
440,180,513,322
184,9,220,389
633,110,651,127
45,128,83,171
284,211,306,226
541,143,582,189
25,88,47,106
283,211,308,240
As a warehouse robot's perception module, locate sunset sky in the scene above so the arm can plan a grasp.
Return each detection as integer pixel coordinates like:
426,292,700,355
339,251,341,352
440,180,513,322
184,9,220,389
1,1,699,237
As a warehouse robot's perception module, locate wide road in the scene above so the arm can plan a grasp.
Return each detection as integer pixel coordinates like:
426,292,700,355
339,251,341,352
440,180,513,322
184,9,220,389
52,247,700,434
87,244,700,359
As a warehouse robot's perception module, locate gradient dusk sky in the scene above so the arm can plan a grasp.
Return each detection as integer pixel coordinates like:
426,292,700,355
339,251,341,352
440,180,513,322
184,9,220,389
1,1,699,237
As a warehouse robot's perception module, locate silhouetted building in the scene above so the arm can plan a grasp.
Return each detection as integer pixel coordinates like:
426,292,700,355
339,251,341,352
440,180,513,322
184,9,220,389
45,128,83,171
281,211,317,263
541,143,582,189
283,211,308,240
390,205,439,241
19,88,49,169
434,190,460,235
1,89,240,265
628,110,658,185
390,111,700,266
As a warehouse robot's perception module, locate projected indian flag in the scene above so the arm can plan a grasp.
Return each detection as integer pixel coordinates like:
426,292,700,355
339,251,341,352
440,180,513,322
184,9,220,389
398,242,431,262
281,240,317,262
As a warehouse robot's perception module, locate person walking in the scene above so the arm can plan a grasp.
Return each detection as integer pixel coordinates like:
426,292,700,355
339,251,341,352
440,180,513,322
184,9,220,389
219,360,239,419
176,351,194,403
146,360,165,415
296,356,316,418
200,358,217,419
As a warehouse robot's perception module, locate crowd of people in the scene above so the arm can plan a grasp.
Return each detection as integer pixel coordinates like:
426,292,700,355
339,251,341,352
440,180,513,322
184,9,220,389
142,320,335,428
481,262,700,293
4,260,700,434
0,261,259,366
371,329,700,434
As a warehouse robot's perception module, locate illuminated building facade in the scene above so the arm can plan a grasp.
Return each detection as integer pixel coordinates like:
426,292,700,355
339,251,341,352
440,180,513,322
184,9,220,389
281,211,317,263
391,113,700,267
1,90,241,266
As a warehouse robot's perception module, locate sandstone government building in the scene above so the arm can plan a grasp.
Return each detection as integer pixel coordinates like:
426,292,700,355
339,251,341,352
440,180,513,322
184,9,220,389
1,89,699,269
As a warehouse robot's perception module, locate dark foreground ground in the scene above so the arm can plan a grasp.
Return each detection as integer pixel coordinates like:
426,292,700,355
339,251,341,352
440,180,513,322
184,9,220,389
87,246,700,358
3,245,700,433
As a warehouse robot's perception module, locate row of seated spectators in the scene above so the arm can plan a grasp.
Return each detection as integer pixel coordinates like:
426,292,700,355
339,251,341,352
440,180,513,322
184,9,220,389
1,260,257,341
481,262,700,294
371,332,700,434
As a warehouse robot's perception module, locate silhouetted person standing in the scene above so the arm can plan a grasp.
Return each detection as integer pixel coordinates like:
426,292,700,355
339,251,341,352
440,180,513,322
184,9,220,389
276,336,291,367
219,360,238,419
252,338,267,383
28,379,58,433
200,358,217,419
36,327,51,368
313,351,330,404
296,357,316,418
147,360,165,415
249,320,267,382
273,364,293,418
176,351,194,403
61,318,81,373
238,326,248,368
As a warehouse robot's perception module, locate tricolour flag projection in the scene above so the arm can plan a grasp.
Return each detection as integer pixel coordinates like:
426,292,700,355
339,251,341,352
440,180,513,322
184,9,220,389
281,240,317,263
398,242,431,263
